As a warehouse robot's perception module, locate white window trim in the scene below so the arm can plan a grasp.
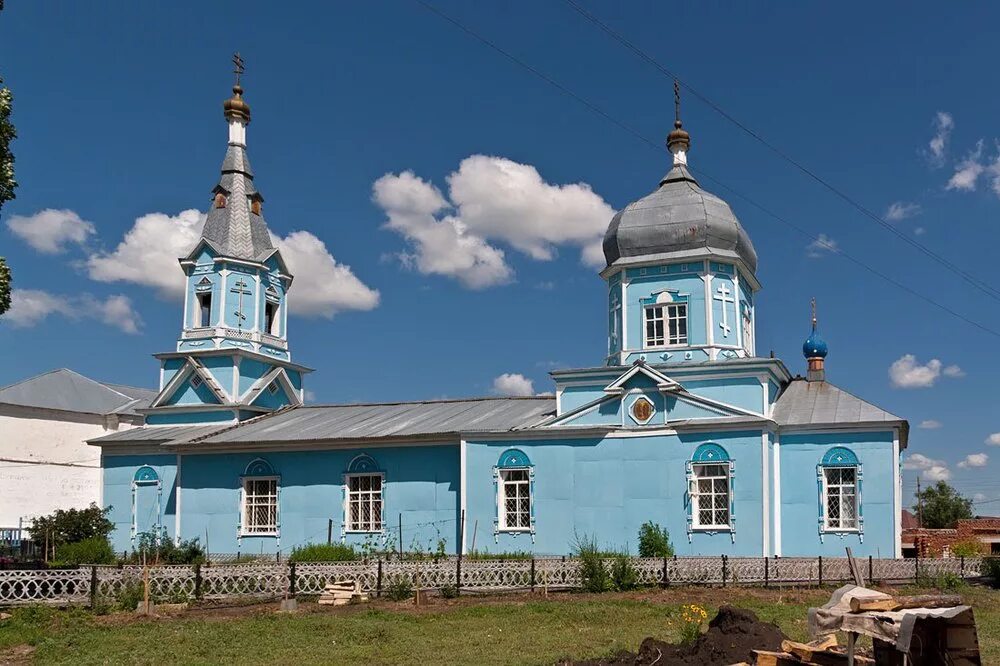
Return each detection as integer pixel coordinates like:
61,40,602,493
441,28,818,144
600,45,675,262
689,462,733,531
497,467,532,532
643,302,689,348
821,466,860,533
240,475,279,537
343,472,385,534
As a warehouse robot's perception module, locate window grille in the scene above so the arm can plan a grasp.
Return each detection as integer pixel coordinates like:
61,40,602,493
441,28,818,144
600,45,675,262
242,477,278,535
690,463,731,528
346,474,383,532
499,469,531,530
823,466,858,530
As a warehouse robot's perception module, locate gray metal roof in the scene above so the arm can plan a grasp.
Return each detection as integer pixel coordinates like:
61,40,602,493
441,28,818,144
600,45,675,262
193,398,555,445
199,142,277,263
90,425,223,444
0,368,154,416
122,397,549,449
603,165,757,273
773,379,905,429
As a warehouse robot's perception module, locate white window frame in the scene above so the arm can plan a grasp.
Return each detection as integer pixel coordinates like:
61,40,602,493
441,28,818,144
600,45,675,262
690,462,732,530
822,466,860,532
344,472,385,533
643,302,688,348
497,467,532,532
240,475,279,537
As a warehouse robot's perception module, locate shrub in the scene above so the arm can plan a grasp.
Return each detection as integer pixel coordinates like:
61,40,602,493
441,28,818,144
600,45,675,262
638,522,674,558
116,581,145,612
935,572,966,591
610,552,639,591
288,543,359,562
439,584,459,599
951,540,983,558
130,531,205,565
31,504,114,547
385,577,413,601
572,533,610,593
982,558,1000,589
54,537,115,565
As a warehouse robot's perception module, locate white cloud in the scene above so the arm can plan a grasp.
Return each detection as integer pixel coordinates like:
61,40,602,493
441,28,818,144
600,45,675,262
272,231,380,318
884,201,921,222
3,289,142,334
902,452,951,481
86,210,378,317
947,140,985,191
928,111,954,166
6,208,96,254
889,354,940,388
974,493,988,503
86,209,204,298
914,227,926,236
889,354,963,389
372,155,615,287
919,419,943,430
446,155,614,266
986,433,1000,446
373,171,513,289
958,453,988,469
492,373,535,397
806,233,838,258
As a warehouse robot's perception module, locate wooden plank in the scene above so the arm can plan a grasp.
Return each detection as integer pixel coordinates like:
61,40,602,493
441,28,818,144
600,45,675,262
849,594,962,613
781,636,838,660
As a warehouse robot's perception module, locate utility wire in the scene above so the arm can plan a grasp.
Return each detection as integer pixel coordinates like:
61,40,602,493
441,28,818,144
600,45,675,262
412,0,1000,339
561,0,1000,303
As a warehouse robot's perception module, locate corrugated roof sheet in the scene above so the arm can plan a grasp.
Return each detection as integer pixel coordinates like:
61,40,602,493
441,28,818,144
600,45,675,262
773,379,904,427
192,398,555,445
90,425,224,444
0,368,154,416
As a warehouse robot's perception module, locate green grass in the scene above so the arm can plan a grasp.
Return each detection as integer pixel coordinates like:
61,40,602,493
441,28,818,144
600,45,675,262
1,586,998,665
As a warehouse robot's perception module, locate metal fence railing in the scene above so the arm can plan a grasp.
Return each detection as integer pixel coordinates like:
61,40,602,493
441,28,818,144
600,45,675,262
0,556,987,607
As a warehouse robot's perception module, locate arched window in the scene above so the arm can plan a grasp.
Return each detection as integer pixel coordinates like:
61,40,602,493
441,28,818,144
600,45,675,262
131,466,162,543
686,443,735,542
818,447,862,538
240,458,279,537
494,449,534,536
344,455,384,534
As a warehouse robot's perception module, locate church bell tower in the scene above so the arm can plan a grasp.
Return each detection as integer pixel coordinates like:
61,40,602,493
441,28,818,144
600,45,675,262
141,55,311,426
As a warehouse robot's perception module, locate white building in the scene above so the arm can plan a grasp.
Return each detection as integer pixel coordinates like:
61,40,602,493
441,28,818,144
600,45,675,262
0,369,153,529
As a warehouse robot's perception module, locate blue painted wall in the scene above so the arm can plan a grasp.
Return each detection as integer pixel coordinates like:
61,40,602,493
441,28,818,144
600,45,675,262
109,446,462,556
103,453,178,551
778,431,896,558
465,430,766,556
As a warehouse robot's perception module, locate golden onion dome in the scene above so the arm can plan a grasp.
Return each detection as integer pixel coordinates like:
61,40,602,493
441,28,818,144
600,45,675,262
223,84,251,123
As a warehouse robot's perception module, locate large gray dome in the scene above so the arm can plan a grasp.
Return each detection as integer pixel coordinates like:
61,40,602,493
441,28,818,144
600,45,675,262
602,165,757,274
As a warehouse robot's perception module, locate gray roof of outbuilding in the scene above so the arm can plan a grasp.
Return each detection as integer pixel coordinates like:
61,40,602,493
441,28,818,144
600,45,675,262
90,425,223,444
773,378,906,431
0,369,154,416
199,143,277,263
603,165,757,274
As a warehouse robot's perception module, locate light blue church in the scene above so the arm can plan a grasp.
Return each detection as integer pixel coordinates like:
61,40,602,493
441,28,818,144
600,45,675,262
92,78,907,559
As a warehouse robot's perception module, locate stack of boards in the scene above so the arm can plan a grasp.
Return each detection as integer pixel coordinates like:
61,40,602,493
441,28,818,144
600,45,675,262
318,580,369,606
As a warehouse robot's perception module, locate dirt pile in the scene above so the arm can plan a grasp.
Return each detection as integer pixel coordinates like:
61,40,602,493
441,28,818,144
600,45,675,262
567,606,787,666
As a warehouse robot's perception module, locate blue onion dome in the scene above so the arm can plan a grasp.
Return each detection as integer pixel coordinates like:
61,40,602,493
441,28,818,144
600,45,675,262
803,326,828,359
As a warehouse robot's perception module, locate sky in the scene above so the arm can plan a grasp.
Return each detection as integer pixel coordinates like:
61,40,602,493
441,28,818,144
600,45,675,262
1,2,999,509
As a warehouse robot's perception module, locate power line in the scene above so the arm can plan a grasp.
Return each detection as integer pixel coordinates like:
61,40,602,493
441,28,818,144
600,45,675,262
412,0,1000,340
561,0,1000,304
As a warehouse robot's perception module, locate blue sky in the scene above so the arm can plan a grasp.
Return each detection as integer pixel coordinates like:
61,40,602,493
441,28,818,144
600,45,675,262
2,2,999,507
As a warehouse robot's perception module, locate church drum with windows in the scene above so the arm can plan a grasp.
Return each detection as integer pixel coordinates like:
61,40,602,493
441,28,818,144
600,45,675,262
91,78,906,559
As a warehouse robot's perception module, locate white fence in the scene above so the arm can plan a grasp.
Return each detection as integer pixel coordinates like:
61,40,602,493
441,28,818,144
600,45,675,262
0,556,987,607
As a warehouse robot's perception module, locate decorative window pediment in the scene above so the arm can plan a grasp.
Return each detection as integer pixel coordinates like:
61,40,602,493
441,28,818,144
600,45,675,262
347,453,381,474
243,458,276,477
133,465,159,485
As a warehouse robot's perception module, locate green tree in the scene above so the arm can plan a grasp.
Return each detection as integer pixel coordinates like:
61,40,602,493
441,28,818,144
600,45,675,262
914,481,973,529
30,504,115,546
0,66,18,315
